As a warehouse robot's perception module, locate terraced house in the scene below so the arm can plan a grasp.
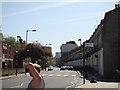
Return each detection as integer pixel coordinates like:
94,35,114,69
61,5,120,79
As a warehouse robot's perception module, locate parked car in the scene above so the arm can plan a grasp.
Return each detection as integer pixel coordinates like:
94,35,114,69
68,66,74,70
60,66,66,70
90,77,97,83
48,66,53,71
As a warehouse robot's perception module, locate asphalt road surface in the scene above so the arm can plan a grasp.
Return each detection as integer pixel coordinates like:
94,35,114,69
2,67,82,89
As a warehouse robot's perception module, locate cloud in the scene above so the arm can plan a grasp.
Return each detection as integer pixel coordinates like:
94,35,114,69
50,11,104,25
4,2,73,17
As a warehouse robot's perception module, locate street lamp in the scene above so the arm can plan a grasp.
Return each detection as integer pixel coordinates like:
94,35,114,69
25,30,36,75
26,30,36,44
78,39,82,46
16,36,22,76
83,42,94,84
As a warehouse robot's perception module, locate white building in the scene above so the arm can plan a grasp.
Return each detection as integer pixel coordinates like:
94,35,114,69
60,41,78,54
54,52,61,65
55,52,61,59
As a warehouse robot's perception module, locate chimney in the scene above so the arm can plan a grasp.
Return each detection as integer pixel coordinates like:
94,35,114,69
115,1,120,8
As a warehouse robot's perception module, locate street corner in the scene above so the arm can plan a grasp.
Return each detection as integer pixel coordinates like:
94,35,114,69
0,73,28,80
0,76,12,80
75,81,119,89
76,71,83,78
80,75,83,78
118,83,120,90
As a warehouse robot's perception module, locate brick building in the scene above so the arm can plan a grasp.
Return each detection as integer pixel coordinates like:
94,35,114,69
0,31,15,69
2,42,15,69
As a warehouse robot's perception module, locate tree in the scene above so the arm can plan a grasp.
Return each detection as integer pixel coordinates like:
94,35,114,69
18,43,52,64
3,36,16,46
3,36,16,47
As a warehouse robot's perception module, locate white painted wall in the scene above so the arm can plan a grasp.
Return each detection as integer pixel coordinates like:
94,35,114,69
61,44,78,53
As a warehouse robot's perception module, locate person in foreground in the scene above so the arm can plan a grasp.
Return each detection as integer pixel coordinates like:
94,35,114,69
17,44,51,89
25,63,45,89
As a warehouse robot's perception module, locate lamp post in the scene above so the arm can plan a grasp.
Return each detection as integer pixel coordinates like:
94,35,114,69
78,38,82,74
26,30,36,44
83,42,94,84
16,36,21,76
25,30,36,75
82,42,85,84
78,39,82,46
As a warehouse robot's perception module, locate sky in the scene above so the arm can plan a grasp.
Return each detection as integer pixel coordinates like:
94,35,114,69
1,0,119,56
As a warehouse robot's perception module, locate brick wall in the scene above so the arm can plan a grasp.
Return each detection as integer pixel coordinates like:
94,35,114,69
103,7,120,78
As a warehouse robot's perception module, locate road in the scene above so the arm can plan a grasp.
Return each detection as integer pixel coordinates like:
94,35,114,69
2,67,82,89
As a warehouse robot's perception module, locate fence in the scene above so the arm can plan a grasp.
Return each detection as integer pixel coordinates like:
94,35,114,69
2,68,25,76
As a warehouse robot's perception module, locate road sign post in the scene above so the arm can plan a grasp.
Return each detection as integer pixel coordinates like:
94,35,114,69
83,42,94,84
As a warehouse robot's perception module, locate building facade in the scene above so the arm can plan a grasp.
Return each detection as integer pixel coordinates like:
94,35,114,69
60,41,78,65
2,42,15,69
54,52,61,65
60,41,78,54
60,6,120,79
0,32,3,69
0,31,15,69
86,6,120,79
102,6,120,78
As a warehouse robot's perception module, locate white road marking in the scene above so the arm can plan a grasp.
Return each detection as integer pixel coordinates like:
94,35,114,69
10,82,29,88
66,82,75,88
56,74,61,76
43,72,77,77
74,78,78,82
10,85,21,88
71,75,76,77
49,74,54,76
21,83,23,86
64,74,68,77
42,74,47,76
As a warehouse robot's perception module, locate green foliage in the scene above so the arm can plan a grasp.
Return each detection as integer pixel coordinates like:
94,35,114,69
18,43,52,63
3,36,16,47
51,60,56,66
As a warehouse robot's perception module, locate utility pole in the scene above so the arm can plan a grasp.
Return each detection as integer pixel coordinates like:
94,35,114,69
78,39,82,46
25,30,36,75
16,36,21,76
83,42,85,84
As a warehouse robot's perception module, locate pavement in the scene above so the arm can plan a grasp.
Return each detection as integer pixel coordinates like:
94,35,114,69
0,70,45,80
0,73,26,80
76,74,120,89
76,80,120,89
75,71,120,89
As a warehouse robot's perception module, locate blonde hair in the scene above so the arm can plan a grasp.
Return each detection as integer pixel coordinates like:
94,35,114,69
33,64,41,73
